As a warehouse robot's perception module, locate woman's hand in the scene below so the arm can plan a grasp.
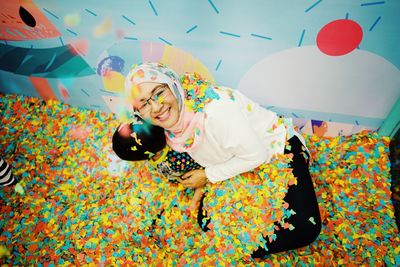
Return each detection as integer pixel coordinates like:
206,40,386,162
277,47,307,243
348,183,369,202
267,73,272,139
181,169,207,189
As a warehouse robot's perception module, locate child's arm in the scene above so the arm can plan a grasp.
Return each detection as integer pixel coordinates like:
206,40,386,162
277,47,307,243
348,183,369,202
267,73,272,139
188,187,204,211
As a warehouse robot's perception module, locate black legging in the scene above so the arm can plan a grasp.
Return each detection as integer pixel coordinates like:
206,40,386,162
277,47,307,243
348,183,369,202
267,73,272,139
197,136,321,257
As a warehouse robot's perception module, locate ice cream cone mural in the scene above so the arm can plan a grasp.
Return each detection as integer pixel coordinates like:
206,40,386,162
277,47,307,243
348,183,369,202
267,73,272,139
238,19,400,137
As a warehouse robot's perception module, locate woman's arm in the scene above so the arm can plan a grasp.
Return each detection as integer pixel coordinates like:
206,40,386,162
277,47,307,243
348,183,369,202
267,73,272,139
203,99,272,182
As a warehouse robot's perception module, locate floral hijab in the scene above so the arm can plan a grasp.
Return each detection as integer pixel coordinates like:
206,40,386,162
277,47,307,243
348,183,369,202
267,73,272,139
125,62,210,153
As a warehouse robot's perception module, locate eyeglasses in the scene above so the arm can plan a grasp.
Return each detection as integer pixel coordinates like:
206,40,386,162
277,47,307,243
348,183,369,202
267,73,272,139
135,85,169,115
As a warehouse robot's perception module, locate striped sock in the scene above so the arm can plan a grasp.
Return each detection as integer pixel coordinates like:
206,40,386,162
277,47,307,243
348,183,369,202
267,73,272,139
0,157,18,186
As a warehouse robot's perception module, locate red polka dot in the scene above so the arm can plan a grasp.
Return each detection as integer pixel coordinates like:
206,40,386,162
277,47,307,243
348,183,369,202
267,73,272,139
317,19,363,56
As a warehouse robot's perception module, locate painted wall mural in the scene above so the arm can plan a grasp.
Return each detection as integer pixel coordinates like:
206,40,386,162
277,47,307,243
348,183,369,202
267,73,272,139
0,0,399,137
0,0,60,40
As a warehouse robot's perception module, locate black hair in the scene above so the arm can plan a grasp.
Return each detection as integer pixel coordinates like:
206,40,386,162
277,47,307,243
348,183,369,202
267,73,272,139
112,116,166,161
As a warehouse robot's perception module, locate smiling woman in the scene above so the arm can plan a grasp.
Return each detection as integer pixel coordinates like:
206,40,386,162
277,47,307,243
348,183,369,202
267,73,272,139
124,62,321,258
132,83,179,129
125,63,206,154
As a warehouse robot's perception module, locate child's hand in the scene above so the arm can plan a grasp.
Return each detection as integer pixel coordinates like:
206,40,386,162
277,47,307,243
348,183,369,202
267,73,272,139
188,187,204,211
181,169,207,189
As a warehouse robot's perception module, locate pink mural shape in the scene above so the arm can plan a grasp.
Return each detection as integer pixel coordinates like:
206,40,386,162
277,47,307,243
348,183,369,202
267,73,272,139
316,19,363,56
141,42,165,63
58,83,70,101
140,41,214,82
0,0,61,41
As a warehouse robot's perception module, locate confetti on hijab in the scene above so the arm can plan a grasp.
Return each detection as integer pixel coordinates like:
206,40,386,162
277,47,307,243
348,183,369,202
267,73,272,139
0,93,399,266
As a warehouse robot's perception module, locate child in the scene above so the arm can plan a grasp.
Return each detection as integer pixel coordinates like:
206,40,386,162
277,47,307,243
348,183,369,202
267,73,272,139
112,116,204,210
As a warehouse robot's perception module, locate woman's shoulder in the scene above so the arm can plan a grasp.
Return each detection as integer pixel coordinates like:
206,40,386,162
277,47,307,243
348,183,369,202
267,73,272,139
205,87,251,113
204,89,238,116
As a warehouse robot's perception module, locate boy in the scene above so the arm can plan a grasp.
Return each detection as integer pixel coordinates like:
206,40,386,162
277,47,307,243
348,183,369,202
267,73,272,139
112,116,204,210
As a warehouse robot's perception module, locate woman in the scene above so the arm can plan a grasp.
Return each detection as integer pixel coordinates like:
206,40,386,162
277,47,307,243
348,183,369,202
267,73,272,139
125,62,321,257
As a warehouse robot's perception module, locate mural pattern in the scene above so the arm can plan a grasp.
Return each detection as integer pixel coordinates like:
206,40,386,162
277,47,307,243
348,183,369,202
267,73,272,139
0,0,399,137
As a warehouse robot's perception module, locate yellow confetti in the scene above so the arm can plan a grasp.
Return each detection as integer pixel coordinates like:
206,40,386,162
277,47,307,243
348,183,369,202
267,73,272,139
157,96,165,104
0,245,10,258
247,103,252,112
131,132,142,146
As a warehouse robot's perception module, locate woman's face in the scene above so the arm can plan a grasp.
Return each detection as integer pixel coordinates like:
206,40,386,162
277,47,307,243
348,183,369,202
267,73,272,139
132,82,180,129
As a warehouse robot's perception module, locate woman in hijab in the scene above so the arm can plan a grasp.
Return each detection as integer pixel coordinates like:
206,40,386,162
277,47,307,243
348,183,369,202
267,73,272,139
125,62,321,257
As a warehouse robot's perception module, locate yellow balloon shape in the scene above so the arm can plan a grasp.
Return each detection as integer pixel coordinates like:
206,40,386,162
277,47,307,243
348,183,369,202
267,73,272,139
102,70,126,93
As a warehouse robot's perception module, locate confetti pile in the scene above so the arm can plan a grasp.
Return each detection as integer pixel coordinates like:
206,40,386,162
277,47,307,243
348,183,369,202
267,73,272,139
0,94,399,266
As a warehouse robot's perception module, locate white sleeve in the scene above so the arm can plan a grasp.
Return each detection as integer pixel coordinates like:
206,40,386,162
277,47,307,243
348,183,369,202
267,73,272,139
204,100,270,183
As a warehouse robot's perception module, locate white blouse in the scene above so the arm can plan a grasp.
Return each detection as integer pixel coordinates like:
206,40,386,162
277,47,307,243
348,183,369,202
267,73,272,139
188,87,287,183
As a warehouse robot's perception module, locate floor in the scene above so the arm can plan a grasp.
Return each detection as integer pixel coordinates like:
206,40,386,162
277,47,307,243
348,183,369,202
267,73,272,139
0,93,399,266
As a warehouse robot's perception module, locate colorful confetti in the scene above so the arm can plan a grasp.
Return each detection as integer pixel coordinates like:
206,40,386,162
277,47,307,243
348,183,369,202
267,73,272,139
0,93,399,266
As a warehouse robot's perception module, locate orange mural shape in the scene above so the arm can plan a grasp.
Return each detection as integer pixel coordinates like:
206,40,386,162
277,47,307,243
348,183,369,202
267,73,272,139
0,0,60,41
312,121,329,137
29,76,58,101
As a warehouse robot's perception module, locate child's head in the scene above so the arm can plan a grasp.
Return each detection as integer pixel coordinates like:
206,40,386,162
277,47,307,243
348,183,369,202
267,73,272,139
112,116,166,161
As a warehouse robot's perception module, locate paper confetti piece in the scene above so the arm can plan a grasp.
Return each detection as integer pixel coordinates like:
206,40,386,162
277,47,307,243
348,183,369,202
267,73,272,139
14,183,25,195
247,103,252,112
130,132,142,146
157,95,165,104
0,245,10,257
144,150,155,159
